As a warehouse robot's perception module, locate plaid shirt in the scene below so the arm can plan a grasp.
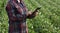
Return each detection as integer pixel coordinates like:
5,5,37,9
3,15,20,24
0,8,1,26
6,0,36,33
6,0,28,33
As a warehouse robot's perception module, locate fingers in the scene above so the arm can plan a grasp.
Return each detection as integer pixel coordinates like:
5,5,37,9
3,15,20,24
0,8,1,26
35,10,39,16
35,12,38,16
28,11,32,15
26,11,32,16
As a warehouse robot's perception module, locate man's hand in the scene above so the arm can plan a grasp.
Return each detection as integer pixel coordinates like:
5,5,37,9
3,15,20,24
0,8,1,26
34,11,39,16
32,7,41,16
26,7,41,19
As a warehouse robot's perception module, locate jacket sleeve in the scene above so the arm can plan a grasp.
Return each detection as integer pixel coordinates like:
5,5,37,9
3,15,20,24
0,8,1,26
26,11,36,19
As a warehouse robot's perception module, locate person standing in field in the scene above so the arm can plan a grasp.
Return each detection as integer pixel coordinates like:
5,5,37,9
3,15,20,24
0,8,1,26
5,0,40,33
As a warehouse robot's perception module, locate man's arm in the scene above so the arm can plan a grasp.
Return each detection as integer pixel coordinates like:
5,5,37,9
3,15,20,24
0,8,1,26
26,7,41,19
26,11,38,19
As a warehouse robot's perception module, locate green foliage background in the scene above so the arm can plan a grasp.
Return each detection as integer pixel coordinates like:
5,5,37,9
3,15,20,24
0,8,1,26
0,0,60,33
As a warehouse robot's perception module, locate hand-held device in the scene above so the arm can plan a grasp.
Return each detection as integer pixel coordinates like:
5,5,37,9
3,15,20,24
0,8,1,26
32,7,41,14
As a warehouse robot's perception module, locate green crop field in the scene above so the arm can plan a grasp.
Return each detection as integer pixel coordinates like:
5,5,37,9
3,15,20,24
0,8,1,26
0,0,60,33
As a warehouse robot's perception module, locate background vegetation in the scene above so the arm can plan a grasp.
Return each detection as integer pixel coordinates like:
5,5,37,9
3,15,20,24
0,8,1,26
0,0,60,33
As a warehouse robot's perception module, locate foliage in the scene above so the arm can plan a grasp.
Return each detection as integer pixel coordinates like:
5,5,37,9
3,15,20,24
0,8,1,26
0,0,60,33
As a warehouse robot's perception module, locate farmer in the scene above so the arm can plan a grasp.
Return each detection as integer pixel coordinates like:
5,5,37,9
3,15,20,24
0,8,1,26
6,0,40,33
